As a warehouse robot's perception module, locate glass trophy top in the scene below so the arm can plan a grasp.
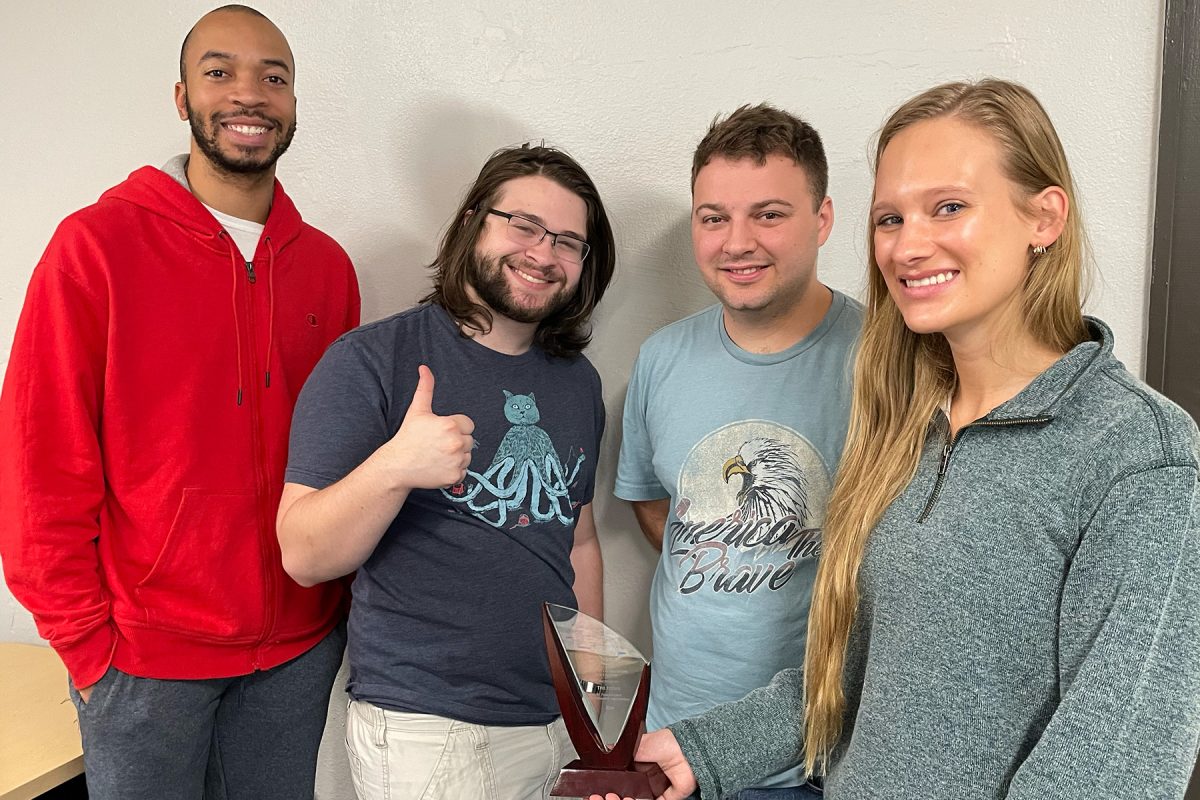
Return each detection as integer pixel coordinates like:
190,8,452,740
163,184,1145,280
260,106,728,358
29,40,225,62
545,603,648,750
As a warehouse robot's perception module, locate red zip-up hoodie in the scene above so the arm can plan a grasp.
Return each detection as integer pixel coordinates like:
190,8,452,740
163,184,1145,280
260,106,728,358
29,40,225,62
0,165,360,687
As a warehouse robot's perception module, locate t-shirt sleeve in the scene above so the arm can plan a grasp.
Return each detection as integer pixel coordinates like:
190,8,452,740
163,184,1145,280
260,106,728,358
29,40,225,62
285,335,392,490
575,364,605,507
615,346,668,501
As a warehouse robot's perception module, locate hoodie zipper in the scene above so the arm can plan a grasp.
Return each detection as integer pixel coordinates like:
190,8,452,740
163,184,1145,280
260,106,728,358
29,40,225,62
916,416,1052,522
234,243,275,668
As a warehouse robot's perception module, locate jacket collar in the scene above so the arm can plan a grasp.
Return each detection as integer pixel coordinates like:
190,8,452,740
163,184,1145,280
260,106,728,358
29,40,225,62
981,317,1113,422
100,156,304,254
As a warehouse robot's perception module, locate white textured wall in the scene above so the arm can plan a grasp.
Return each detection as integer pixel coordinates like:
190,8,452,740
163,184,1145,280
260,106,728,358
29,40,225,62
0,2,1163,797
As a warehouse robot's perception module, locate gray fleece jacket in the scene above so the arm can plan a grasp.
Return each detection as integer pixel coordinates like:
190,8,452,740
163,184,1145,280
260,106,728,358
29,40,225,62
670,318,1200,799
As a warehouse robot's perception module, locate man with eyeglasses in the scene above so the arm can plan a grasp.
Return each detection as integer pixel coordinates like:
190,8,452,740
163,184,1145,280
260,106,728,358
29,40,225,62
277,144,616,800
614,105,862,798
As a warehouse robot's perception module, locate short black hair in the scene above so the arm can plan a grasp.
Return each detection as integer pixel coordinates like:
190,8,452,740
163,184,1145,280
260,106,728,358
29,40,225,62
179,5,272,83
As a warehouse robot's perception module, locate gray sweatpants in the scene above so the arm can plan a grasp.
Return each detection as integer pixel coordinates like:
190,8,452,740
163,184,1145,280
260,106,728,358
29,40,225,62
68,624,346,800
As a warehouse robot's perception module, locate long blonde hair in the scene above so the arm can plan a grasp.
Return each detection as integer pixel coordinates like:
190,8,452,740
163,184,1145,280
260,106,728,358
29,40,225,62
802,79,1090,773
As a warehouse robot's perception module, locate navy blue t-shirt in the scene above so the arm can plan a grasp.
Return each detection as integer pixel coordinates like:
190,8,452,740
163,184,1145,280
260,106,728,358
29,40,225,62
285,303,604,725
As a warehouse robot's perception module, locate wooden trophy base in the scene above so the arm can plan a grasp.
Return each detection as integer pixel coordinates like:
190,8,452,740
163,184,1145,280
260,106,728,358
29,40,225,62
550,759,670,799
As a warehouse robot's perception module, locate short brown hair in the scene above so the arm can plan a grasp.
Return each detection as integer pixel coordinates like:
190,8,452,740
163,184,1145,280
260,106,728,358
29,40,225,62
691,103,828,209
421,144,616,359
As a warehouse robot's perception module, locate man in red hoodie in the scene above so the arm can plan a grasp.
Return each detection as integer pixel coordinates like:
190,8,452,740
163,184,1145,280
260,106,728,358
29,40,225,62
0,6,359,798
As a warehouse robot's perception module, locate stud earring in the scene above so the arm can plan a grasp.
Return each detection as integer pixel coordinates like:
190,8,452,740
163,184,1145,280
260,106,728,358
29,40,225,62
1032,244,1047,255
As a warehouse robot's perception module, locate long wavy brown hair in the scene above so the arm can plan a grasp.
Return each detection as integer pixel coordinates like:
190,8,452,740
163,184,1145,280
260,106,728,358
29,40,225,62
802,79,1090,774
422,144,616,358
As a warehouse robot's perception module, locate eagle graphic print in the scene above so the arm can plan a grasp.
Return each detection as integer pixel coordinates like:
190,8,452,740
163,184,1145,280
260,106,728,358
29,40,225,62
668,420,829,594
440,389,585,529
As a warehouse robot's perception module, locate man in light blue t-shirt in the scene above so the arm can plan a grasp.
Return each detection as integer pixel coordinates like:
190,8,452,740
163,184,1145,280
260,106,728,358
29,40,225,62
616,104,861,798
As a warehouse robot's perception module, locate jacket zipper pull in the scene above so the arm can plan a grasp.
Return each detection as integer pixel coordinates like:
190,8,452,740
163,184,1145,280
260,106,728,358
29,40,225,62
939,442,952,475
245,260,257,284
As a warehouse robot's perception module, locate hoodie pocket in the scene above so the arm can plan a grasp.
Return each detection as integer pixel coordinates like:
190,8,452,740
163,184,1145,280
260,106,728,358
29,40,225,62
135,488,265,639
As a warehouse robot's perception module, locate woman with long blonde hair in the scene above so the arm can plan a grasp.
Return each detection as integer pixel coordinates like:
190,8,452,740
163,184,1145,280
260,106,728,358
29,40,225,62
602,79,1200,800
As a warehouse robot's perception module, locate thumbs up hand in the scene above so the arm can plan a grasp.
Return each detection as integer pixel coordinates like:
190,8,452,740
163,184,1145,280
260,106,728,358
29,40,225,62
388,365,475,490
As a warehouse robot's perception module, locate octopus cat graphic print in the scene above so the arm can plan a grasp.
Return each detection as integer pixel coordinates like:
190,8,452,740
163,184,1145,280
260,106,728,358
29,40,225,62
442,389,586,528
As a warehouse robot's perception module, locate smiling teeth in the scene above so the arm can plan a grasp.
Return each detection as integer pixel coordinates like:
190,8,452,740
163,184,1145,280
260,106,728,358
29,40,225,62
729,267,760,275
904,271,956,288
514,267,550,284
228,124,268,135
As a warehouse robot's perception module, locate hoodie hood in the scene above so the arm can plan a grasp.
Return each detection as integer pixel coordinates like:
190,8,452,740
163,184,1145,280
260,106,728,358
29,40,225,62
97,157,304,253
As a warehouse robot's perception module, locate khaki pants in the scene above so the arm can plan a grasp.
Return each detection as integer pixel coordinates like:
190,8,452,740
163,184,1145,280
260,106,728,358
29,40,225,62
345,699,575,800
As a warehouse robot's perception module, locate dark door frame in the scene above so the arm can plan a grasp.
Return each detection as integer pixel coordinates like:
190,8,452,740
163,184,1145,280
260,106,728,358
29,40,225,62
1146,0,1200,423
1148,3,1200,796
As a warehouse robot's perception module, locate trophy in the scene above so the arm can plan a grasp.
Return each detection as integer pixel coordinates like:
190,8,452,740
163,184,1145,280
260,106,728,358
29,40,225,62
542,603,669,799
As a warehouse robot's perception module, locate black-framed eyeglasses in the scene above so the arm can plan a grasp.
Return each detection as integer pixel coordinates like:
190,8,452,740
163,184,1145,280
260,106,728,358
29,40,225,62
487,209,591,264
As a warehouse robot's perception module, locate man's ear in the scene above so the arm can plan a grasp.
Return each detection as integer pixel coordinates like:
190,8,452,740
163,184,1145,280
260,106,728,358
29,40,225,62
174,82,188,121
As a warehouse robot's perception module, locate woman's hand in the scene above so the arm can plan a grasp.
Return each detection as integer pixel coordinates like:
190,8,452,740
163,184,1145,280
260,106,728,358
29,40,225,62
588,728,699,800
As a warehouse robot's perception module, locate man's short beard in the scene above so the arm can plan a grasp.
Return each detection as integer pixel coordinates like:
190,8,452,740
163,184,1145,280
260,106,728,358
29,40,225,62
468,252,572,325
186,96,295,176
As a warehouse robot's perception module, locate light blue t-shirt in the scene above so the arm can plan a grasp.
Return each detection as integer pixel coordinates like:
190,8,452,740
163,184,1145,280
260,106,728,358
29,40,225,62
615,291,861,789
